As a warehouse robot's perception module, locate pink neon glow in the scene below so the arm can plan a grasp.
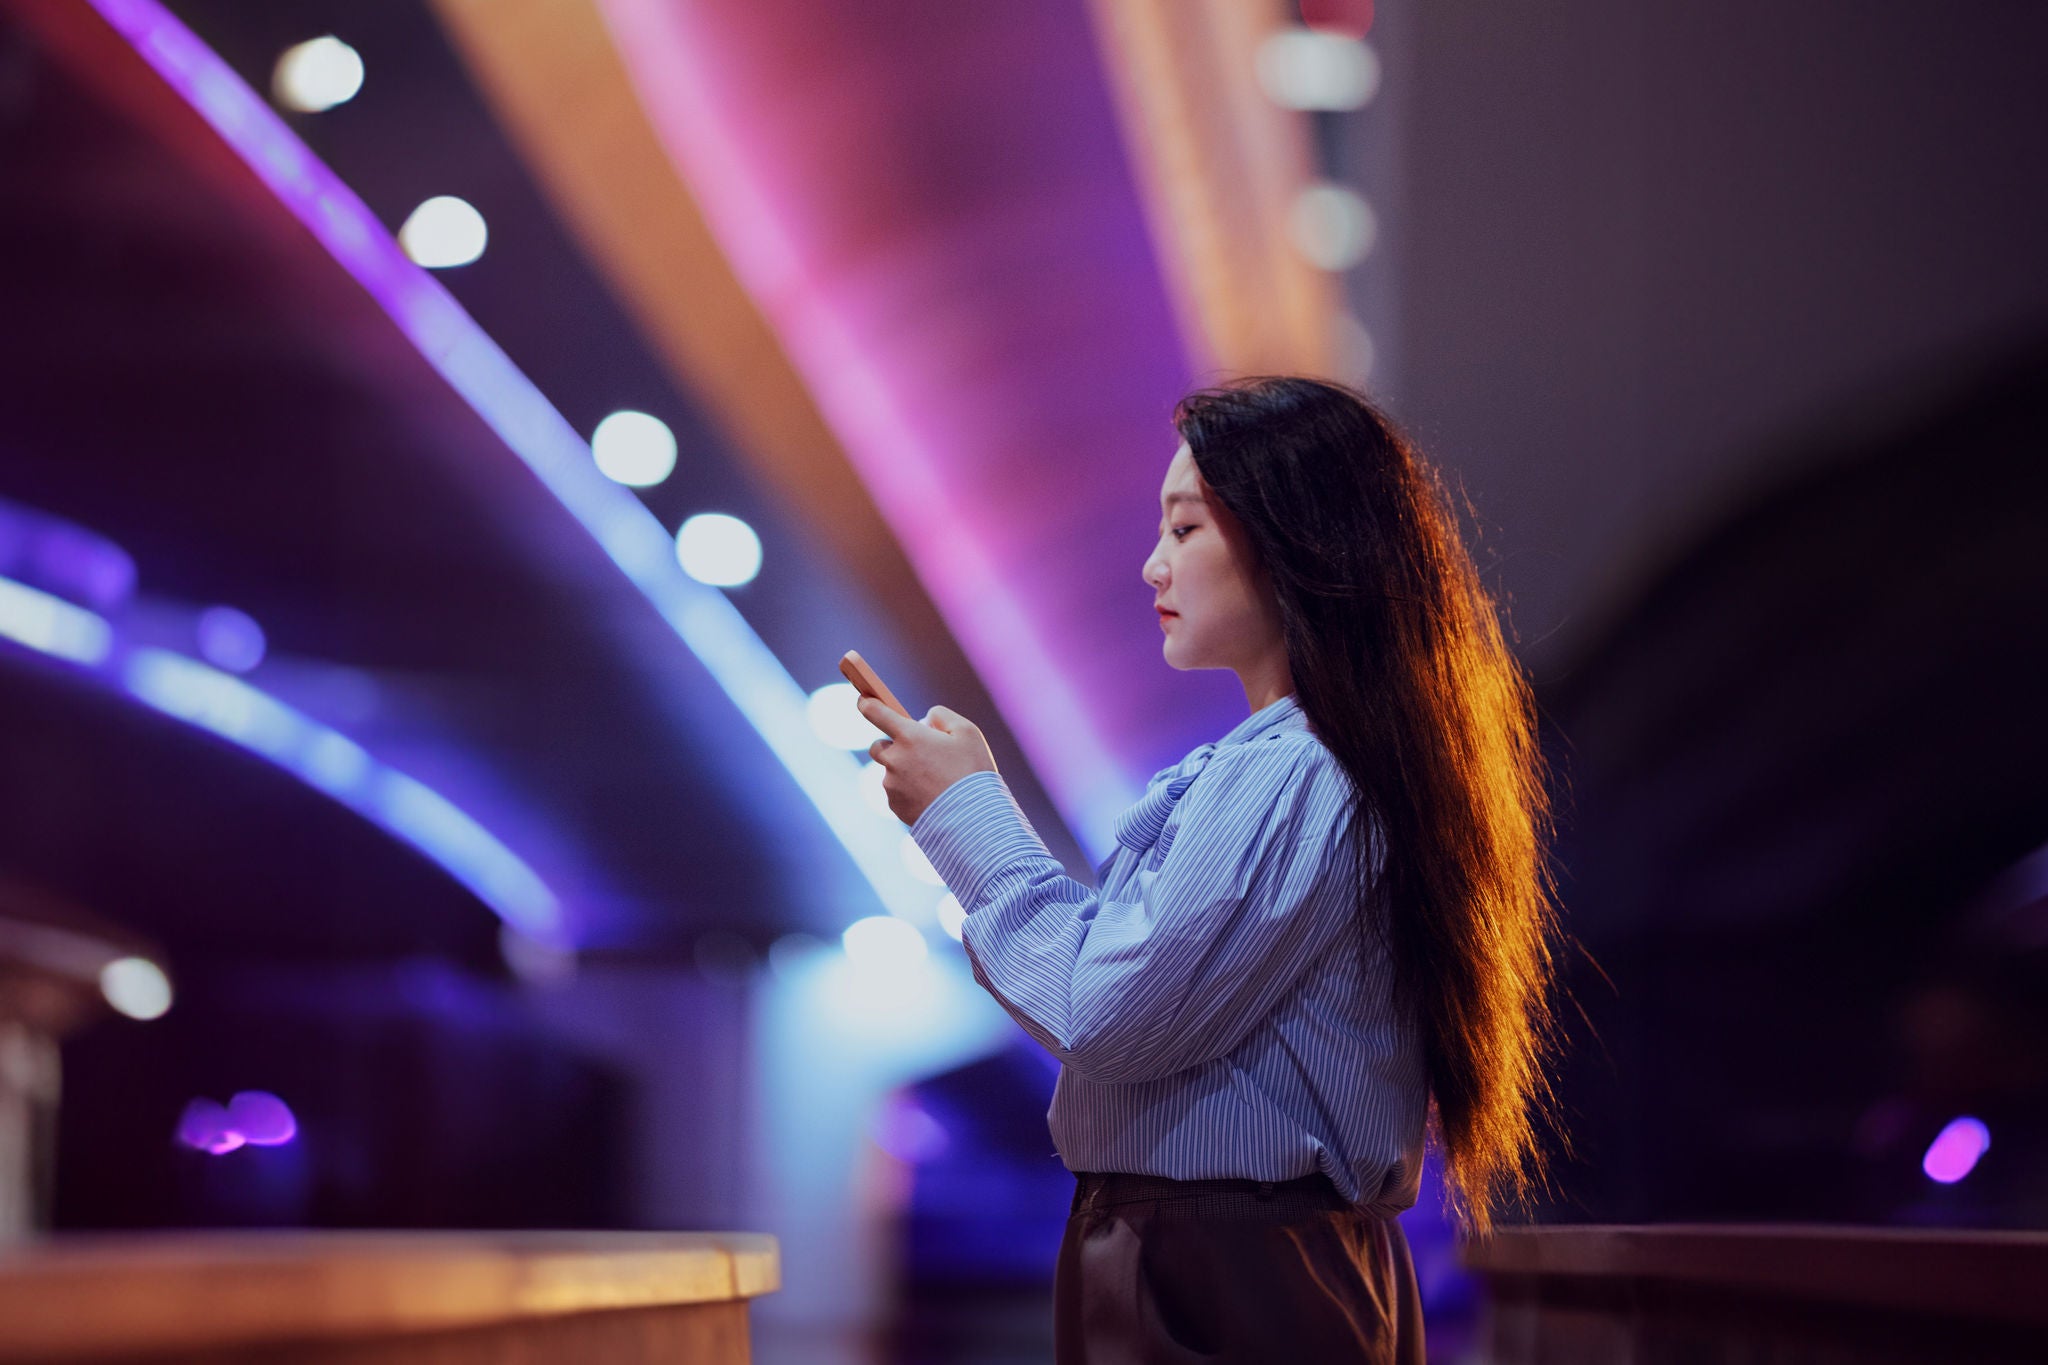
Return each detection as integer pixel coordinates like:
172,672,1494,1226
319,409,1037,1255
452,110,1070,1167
1921,1116,1990,1184
599,0,1136,842
596,0,1204,854
177,1092,298,1154
176,1098,243,1154
228,1090,299,1146
79,0,1010,930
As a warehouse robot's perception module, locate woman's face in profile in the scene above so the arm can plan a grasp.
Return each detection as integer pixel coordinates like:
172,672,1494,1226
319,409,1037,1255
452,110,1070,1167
1143,441,1279,674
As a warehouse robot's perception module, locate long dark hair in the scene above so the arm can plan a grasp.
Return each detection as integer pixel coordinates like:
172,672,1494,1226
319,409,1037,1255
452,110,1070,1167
1174,375,1572,1237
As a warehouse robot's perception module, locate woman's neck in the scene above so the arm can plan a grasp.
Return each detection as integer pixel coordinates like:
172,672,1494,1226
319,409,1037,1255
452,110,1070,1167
1240,654,1295,714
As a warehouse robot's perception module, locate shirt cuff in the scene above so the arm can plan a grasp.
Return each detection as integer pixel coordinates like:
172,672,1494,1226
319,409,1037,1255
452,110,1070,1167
910,770,1053,909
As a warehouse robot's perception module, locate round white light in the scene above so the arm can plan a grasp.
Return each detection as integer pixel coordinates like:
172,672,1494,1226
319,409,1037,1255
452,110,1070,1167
675,512,761,587
100,956,172,1021
590,410,677,487
900,835,945,886
858,759,893,818
841,915,929,969
399,196,488,269
1288,183,1377,271
273,36,364,113
195,605,266,673
936,893,966,941
1254,28,1380,111
808,682,883,751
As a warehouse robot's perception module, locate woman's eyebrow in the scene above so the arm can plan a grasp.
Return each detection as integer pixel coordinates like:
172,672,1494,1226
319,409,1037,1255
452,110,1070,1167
1160,491,1205,511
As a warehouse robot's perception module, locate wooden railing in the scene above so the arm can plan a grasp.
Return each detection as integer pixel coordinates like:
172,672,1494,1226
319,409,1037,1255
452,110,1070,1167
1462,1223,2048,1363
0,1230,778,1363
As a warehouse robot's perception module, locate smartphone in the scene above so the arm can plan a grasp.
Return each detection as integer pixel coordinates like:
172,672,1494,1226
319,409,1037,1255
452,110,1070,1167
839,649,912,720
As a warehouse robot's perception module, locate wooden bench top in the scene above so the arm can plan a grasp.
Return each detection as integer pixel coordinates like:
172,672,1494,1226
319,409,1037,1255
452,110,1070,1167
1462,1223,2048,1326
0,1230,780,1359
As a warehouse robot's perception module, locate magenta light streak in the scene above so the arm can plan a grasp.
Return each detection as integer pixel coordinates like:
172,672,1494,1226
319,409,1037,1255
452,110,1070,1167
1921,1116,1991,1184
761,306,1141,850
593,0,1196,855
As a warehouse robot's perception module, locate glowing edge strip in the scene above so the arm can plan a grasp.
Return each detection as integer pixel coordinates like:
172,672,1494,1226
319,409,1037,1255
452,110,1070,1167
0,574,560,941
85,0,936,933
599,0,1140,859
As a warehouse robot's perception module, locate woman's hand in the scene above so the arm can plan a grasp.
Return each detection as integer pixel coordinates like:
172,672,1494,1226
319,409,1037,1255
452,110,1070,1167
861,697,999,827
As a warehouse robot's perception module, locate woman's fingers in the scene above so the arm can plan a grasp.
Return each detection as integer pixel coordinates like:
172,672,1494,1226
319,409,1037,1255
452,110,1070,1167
858,694,913,738
924,705,975,734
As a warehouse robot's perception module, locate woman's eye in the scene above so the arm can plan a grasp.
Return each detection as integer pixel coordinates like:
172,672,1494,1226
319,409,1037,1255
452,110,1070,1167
1171,526,1194,541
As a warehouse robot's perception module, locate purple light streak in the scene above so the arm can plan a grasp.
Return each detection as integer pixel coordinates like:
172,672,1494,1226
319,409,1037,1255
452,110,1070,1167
82,0,947,932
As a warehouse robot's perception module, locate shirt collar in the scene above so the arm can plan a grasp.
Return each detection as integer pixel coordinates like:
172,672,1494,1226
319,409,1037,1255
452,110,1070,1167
1106,693,1307,860
1214,692,1305,750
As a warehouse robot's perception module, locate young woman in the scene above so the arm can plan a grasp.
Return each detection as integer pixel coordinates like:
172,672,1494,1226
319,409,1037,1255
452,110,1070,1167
862,375,1569,1363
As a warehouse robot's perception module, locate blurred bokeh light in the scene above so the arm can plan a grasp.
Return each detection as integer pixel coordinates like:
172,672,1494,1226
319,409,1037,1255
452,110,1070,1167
1289,182,1377,271
398,195,487,269
1923,1117,1992,1184
590,410,678,487
1254,27,1380,111
97,956,172,1022
935,893,966,942
841,915,928,971
807,681,880,750
675,512,762,587
271,35,363,113
858,759,893,818
195,605,266,673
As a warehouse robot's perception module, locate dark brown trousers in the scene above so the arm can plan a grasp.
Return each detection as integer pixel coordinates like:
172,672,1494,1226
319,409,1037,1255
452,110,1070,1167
1053,1170,1425,1365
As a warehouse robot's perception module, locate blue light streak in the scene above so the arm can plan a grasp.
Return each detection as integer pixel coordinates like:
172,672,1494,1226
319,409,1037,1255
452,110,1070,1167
84,0,942,931
0,576,114,665
0,572,562,944
123,647,562,942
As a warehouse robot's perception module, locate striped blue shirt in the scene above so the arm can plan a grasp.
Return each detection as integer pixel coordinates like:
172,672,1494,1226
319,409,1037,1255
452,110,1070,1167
911,693,1428,1215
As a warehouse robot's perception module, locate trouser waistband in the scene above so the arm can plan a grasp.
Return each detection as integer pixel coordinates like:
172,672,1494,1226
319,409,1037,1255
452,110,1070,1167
1070,1169,1358,1219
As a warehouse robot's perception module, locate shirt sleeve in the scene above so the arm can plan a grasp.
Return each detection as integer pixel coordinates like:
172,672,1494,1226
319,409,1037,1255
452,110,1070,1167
910,736,1363,1085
